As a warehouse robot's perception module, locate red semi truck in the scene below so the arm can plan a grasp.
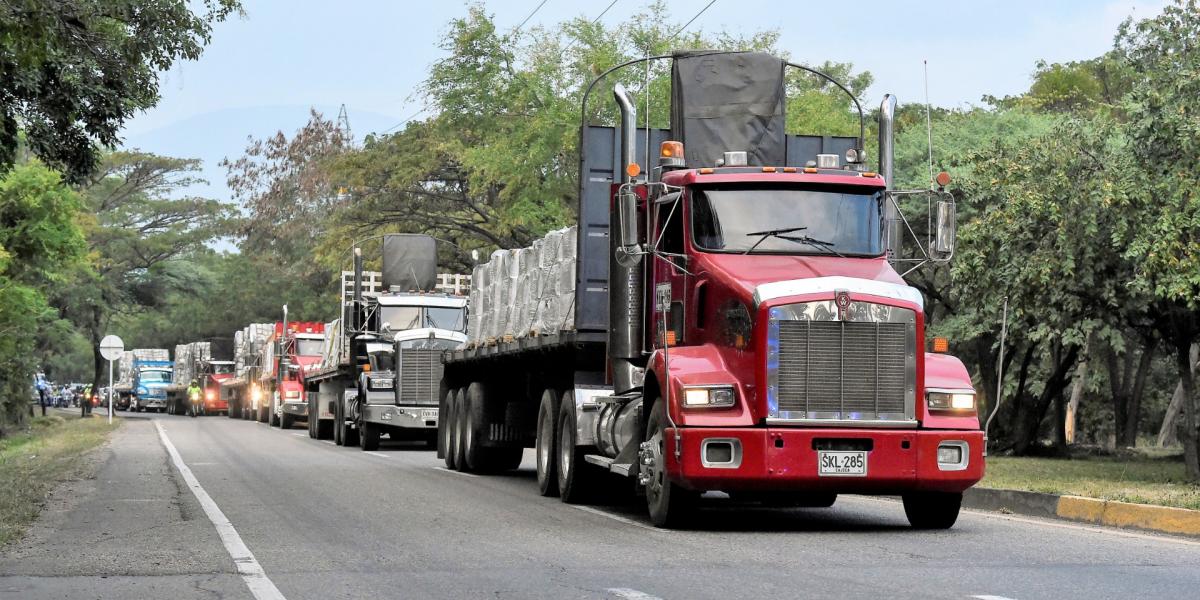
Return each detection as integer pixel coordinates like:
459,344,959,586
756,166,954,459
262,316,325,429
439,51,981,528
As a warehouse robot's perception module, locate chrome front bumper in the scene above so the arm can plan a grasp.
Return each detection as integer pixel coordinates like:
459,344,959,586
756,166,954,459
363,404,439,429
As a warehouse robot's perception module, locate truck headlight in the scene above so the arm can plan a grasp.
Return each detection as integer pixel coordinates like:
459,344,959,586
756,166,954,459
206,390,215,401
682,386,736,408
369,378,394,390
927,390,975,411
285,391,301,399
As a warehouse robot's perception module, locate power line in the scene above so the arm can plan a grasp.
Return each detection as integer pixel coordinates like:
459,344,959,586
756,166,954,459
669,0,717,41
516,0,549,30
561,0,620,56
380,104,429,135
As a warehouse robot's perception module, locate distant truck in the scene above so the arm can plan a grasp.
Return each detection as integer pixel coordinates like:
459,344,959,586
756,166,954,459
223,323,274,421
167,340,235,415
303,235,468,449
112,349,173,412
264,316,326,429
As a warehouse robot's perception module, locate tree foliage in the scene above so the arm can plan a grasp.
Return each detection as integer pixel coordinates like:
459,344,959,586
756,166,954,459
0,0,242,182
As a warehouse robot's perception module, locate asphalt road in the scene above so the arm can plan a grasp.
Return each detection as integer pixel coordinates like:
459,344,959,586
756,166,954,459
3,412,1199,600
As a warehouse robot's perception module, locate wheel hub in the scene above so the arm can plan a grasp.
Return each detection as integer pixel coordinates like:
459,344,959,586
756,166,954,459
639,432,663,499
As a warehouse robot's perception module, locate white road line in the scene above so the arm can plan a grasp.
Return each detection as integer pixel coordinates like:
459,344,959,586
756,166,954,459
571,505,662,532
154,421,286,600
321,440,336,445
972,596,1018,600
365,451,391,459
607,588,663,600
847,495,1200,547
434,466,481,478
291,432,306,437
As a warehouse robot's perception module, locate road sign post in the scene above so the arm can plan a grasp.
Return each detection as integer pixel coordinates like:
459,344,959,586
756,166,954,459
99,335,124,425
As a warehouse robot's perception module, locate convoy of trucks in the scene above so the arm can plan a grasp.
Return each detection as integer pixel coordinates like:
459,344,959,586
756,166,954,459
112,50,982,530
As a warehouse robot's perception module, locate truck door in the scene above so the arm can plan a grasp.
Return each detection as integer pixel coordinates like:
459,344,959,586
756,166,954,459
650,192,686,348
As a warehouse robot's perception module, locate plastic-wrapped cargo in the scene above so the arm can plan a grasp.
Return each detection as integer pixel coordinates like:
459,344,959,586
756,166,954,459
465,225,578,345
319,319,343,370
118,351,134,386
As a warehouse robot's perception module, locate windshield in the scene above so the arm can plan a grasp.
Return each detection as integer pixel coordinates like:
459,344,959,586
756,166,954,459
691,185,884,256
211,363,235,375
425,306,466,332
295,338,323,357
379,306,421,331
371,351,395,372
139,370,171,383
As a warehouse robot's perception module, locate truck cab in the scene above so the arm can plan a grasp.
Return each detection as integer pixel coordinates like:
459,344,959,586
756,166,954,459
356,292,468,445
272,321,326,429
134,363,173,412
202,360,235,414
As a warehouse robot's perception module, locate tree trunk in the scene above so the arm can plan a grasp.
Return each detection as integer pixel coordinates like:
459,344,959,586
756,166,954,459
1158,344,1198,447
1013,343,1079,455
1122,338,1158,447
1066,355,1088,444
1177,343,1200,480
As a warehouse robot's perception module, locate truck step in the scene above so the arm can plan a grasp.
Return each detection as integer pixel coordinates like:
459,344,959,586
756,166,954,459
583,454,634,477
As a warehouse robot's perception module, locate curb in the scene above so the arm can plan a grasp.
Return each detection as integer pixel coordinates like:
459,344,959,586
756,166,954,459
963,487,1200,538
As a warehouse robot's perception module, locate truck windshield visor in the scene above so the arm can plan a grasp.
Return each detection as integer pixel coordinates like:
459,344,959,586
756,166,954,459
691,184,884,256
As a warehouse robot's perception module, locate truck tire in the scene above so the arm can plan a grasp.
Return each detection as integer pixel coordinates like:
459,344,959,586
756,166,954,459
443,388,460,469
227,400,239,419
334,400,344,445
556,390,599,504
359,418,380,451
342,400,359,448
902,492,962,529
644,398,697,528
452,388,469,470
535,388,561,497
280,412,293,430
317,419,332,440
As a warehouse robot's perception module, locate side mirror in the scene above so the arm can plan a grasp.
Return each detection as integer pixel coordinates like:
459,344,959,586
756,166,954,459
381,321,392,332
931,196,956,260
470,249,480,264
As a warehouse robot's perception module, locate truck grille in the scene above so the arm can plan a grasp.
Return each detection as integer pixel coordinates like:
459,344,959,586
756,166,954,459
397,349,441,406
767,300,916,425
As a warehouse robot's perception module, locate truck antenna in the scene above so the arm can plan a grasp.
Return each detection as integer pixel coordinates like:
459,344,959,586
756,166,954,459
924,59,935,189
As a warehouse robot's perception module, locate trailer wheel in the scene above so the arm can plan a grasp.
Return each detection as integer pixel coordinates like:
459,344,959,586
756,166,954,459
452,388,469,470
556,390,598,504
535,388,561,497
902,492,961,529
460,382,492,471
644,398,697,528
443,388,460,469
280,412,293,430
317,419,332,440
334,400,343,445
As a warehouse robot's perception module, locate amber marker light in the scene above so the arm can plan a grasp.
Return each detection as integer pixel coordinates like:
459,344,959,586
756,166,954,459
932,337,949,353
626,162,641,178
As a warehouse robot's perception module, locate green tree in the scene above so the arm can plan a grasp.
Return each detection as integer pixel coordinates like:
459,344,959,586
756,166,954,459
1114,0,1200,478
0,0,242,181
0,161,86,430
63,151,233,397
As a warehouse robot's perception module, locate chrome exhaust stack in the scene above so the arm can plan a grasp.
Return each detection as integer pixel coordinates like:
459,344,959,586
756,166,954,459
610,84,644,395
879,94,900,260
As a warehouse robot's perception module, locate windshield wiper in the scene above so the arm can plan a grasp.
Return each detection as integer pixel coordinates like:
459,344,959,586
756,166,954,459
776,234,845,258
744,226,809,254
743,226,844,257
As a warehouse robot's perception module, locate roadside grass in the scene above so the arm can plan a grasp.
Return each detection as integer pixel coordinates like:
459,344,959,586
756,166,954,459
983,453,1200,511
0,411,120,545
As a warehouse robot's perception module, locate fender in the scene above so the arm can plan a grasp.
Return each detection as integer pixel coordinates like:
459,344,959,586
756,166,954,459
647,343,757,428
921,352,980,430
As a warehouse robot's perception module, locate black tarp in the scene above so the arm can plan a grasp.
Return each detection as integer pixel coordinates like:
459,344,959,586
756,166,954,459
382,234,437,292
670,51,786,167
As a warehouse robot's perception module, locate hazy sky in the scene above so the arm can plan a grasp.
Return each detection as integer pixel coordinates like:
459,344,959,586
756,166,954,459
120,0,1165,200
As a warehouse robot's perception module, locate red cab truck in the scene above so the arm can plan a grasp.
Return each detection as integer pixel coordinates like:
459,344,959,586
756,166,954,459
438,51,981,528
265,315,326,429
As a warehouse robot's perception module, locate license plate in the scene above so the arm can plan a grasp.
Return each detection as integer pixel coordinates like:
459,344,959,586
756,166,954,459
818,451,867,477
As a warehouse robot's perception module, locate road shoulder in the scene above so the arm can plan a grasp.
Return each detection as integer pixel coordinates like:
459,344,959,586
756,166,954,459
0,418,248,600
